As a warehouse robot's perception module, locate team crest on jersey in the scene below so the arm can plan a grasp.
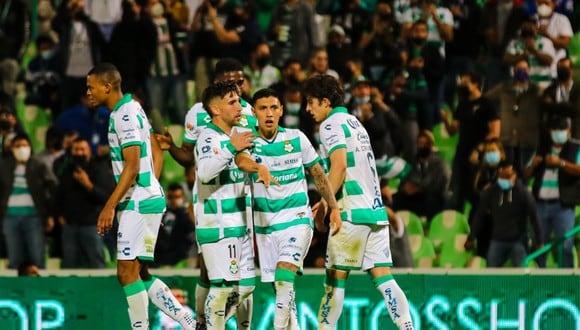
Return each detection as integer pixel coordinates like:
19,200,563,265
239,115,248,127
284,141,293,153
229,260,239,274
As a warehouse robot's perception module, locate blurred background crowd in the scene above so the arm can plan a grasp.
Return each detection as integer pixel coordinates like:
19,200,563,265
1,0,580,273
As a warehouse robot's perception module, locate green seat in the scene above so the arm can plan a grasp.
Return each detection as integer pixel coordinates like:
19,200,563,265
432,122,458,165
438,234,472,268
569,33,580,67
396,210,424,235
408,235,436,268
467,256,487,269
429,210,470,252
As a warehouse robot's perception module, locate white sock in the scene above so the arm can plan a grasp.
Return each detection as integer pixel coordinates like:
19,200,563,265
144,277,196,330
123,281,149,329
287,292,299,330
375,275,414,330
274,281,294,330
206,286,234,329
195,282,210,325
224,284,254,329
318,276,346,330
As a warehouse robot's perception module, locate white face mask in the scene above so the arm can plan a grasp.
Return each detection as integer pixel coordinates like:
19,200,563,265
13,146,31,162
537,4,553,17
151,3,164,17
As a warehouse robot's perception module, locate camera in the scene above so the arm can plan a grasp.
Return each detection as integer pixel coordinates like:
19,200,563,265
208,0,221,8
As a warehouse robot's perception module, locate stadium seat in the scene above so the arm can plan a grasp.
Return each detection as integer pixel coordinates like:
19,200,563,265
467,256,486,269
438,234,472,268
432,122,458,165
408,235,436,268
569,33,580,67
396,210,424,235
429,210,470,252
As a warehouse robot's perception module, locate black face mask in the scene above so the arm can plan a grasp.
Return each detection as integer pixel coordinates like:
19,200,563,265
0,119,10,130
457,85,471,99
256,56,270,68
520,28,535,38
408,67,422,77
417,147,431,158
557,67,571,82
412,37,426,46
72,155,88,167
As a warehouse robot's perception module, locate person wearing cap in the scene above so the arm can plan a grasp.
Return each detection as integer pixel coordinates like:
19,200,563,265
326,24,356,82
524,117,580,268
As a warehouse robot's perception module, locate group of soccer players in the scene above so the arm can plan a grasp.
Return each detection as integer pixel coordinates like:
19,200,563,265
87,59,415,329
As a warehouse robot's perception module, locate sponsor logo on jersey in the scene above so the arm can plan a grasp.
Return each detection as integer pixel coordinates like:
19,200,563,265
292,253,301,262
202,145,211,153
122,247,131,256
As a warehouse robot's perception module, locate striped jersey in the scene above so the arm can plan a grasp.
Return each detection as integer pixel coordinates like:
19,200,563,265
108,94,165,214
318,107,388,225
194,123,248,244
183,98,256,145
245,127,320,234
7,164,36,216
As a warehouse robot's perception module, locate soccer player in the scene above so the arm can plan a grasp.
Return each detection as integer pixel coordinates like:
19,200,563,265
303,75,415,330
156,58,257,329
87,63,195,330
235,88,341,329
194,82,275,329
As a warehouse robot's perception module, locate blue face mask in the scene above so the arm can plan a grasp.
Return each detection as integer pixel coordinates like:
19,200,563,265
355,96,371,104
551,130,568,145
285,102,301,113
40,49,54,60
497,178,513,190
484,151,501,165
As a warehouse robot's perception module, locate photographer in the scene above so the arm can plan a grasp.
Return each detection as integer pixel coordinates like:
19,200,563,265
25,35,61,118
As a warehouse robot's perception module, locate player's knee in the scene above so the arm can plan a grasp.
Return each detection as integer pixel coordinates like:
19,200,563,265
276,261,299,273
116,260,140,285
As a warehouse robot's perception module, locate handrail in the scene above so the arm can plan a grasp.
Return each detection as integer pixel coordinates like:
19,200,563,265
522,225,580,267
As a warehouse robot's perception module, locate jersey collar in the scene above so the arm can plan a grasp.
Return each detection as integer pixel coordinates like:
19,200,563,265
206,122,226,134
327,106,348,119
240,98,248,107
112,94,133,112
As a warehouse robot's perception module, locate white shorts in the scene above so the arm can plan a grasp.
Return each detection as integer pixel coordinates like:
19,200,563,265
117,210,163,261
201,237,243,283
256,225,313,282
326,221,392,271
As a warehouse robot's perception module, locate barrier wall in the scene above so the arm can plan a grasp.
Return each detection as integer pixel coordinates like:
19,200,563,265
0,270,579,330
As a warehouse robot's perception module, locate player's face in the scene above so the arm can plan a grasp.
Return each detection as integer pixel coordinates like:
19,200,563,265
215,91,243,127
215,71,245,96
253,96,282,138
306,96,330,123
86,74,107,108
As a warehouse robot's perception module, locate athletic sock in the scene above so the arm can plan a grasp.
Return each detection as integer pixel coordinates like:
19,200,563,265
374,275,414,330
224,278,255,329
123,280,149,329
273,269,296,330
205,284,235,329
317,275,346,330
195,281,210,325
143,277,196,330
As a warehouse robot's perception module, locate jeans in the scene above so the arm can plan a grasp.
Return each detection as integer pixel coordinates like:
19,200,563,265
147,75,188,132
61,224,106,269
3,215,45,269
487,239,527,267
536,201,575,268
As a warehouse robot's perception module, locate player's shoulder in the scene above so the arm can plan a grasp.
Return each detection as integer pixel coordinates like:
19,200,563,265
188,102,206,114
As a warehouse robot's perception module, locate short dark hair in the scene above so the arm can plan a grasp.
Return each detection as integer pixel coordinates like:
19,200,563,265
214,58,244,78
461,71,482,87
11,133,30,145
72,137,90,145
498,159,514,169
201,81,239,117
87,63,122,89
282,58,301,70
167,182,184,192
35,35,55,48
548,116,571,130
252,88,279,106
303,75,344,108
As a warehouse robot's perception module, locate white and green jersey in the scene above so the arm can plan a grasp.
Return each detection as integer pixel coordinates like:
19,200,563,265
318,107,388,225
183,98,256,145
245,127,320,234
194,123,248,244
108,94,165,214
506,35,556,88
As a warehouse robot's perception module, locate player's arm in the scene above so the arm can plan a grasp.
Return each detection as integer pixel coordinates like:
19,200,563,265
308,163,339,210
197,130,254,182
235,153,279,188
150,132,163,179
156,127,195,167
327,148,347,196
97,145,140,235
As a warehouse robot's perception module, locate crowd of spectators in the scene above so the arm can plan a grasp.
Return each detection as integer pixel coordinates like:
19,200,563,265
0,0,579,270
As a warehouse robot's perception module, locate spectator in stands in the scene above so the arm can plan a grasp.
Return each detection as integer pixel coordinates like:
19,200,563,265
37,0,58,42
269,58,305,100
166,0,191,31
307,47,339,79
85,0,123,41
268,0,319,68
0,0,29,97
503,16,556,90
535,0,573,75
108,0,157,99
52,130,79,180
52,0,106,110
25,35,62,118
442,71,500,212
244,41,281,94
326,24,356,81
385,206,414,268
465,159,543,267
280,83,303,130
318,0,372,48
487,59,542,174
0,98,27,158
146,0,188,132
153,183,195,267
36,126,64,183
54,138,114,268
393,129,450,220
0,134,56,269
481,0,527,89
541,57,580,139
524,117,580,268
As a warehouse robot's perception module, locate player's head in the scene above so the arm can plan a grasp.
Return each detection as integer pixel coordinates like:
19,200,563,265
213,58,245,95
252,88,282,138
202,81,242,126
303,74,344,123
86,63,122,108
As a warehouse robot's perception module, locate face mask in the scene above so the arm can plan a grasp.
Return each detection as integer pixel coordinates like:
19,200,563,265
408,67,422,77
13,146,31,162
72,155,88,167
0,119,10,130
285,102,301,114
551,129,568,144
354,96,371,104
537,4,553,17
497,178,513,190
417,147,431,158
151,3,164,17
40,49,54,60
171,198,184,208
484,151,501,165
557,67,571,82
412,37,426,46
256,56,270,68
457,85,470,99
514,68,529,82
520,28,535,38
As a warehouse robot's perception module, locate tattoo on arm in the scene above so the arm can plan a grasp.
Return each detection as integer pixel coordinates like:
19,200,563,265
309,163,339,209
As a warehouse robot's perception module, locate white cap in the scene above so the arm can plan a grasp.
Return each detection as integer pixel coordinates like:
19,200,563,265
329,24,346,37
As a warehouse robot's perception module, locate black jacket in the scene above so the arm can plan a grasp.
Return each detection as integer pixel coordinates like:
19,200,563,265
153,207,195,266
541,81,580,139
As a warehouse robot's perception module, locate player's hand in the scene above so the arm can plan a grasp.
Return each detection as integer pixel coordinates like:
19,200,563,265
256,165,279,188
328,208,342,236
58,216,66,225
73,167,92,190
440,109,448,121
230,129,254,151
45,216,55,232
530,155,543,168
464,238,474,251
313,200,328,232
537,25,549,37
155,127,174,151
97,206,115,235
